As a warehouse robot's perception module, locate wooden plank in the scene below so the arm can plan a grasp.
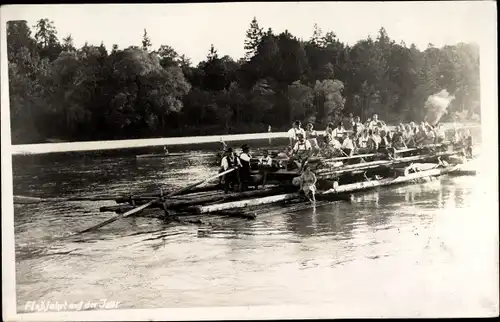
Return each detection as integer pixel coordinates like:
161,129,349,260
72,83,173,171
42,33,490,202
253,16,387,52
321,165,458,195
192,193,302,214
328,153,376,162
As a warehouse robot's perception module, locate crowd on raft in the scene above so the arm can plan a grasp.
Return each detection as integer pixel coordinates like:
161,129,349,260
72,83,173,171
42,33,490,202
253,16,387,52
287,113,473,159
218,113,474,204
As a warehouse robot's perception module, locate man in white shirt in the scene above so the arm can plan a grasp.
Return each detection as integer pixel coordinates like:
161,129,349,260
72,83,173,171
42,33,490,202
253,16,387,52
238,144,252,191
258,149,273,188
292,133,312,170
220,148,240,193
332,122,345,140
367,113,380,129
341,133,354,156
287,120,306,146
353,116,364,135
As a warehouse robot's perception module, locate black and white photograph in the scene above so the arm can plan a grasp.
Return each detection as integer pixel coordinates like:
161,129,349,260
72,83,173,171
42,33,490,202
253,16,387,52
1,2,498,320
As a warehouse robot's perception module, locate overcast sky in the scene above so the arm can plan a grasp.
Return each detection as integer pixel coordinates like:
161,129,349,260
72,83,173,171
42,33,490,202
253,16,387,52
2,2,492,65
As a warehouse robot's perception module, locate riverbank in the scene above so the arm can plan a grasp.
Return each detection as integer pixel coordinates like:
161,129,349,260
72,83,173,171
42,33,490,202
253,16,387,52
9,123,481,155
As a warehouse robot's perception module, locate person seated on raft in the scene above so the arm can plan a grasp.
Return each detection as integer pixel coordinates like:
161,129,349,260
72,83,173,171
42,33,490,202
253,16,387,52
463,129,473,158
275,146,293,169
344,113,355,131
328,133,343,156
373,127,382,145
299,165,317,205
366,113,383,130
424,122,437,144
391,126,403,146
357,129,370,153
402,124,413,146
353,115,364,135
288,120,306,147
451,127,462,146
435,124,446,143
366,129,379,153
392,134,407,150
409,122,418,136
341,132,355,157
305,122,320,154
414,124,431,146
258,149,273,188
322,122,335,146
332,121,345,140
378,130,391,153
220,147,241,194
291,133,312,171
238,144,253,192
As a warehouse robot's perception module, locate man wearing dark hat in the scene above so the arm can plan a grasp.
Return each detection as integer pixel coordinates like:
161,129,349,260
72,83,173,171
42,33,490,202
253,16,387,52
220,147,240,194
238,144,252,192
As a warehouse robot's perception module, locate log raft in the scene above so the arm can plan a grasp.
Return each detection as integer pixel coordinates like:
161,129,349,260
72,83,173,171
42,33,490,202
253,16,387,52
95,142,474,221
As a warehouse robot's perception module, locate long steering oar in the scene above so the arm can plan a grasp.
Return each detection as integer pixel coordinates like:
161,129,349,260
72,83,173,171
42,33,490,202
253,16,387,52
76,167,237,235
13,195,120,204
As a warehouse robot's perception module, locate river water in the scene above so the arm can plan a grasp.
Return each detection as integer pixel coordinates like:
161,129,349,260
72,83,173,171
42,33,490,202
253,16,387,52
11,135,499,317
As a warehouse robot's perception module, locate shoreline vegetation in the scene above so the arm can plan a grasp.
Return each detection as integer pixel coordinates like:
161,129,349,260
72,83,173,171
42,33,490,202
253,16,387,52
7,18,480,145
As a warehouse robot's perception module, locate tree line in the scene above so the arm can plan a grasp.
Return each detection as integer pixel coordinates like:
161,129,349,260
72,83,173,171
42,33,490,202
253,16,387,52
7,18,480,144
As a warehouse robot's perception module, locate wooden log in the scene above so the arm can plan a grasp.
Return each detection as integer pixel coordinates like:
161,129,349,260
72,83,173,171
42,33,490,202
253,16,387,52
190,193,302,214
14,195,122,204
314,151,460,178
124,183,223,200
321,165,459,195
327,153,377,162
116,186,297,210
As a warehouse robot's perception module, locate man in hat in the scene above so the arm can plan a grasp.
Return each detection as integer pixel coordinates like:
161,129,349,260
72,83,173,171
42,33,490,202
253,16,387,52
220,147,241,194
238,144,252,192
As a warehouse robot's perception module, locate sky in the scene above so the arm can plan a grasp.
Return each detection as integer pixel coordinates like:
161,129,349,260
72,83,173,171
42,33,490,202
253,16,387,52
1,2,494,65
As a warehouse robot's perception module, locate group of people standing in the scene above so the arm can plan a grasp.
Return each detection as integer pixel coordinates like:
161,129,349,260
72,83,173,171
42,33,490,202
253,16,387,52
219,143,256,194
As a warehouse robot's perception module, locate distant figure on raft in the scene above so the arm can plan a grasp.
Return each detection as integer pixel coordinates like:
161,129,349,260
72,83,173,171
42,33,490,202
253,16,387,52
258,149,273,188
299,165,317,205
288,120,306,147
220,147,240,194
291,133,312,171
238,144,253,192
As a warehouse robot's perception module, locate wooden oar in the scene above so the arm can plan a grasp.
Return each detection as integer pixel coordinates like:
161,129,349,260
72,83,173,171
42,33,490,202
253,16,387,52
76,167,237,235
13,195,121,204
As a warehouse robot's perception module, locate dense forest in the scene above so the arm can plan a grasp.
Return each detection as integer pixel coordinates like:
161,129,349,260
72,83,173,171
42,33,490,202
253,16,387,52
7,18,480,144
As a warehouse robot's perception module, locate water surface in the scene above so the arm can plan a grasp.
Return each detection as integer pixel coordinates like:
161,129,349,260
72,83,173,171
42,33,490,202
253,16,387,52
12,138,498,317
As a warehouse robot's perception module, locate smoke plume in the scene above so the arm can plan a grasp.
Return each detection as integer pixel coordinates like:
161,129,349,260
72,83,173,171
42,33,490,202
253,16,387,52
424,89,455,125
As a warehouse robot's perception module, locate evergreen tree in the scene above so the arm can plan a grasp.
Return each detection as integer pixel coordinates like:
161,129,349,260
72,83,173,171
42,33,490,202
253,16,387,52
142,29,152,52
244,17,264,59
